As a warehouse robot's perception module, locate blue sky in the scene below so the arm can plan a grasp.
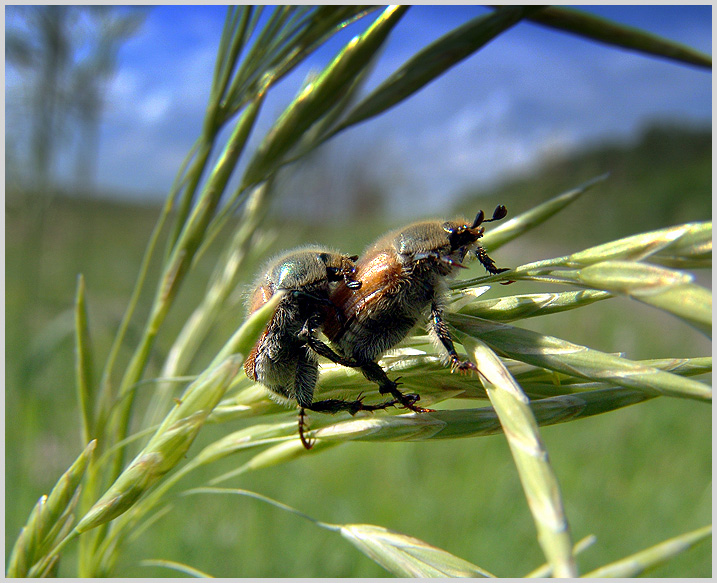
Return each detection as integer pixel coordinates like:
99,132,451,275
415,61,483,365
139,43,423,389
6,5,712,218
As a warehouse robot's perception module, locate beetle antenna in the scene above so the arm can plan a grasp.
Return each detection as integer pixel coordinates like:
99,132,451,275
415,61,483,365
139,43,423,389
483,205,507,223
470,210,485,229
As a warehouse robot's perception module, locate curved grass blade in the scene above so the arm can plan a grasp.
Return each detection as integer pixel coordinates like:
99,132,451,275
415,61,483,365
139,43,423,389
140,559,214,578
522,6,711,69
74,274,95,445
478,174,609,253
183,487,495,578
564,222,711,267
449,313,712,402
241,5,408,188
503,222,711,284
332,6,540,136
338,523,495,578
582,524,711,578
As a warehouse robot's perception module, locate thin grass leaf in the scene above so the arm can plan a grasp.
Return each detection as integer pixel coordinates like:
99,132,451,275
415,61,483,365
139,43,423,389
449,313,712,402
208,439,340,485
223,7,379,120
74,274,95,445
106,96,266,486
211,6,254,107
332,5,539,137
7,440,96,577
576,260,711,337
146,182,272,428
458,336,576,577
242,5,408,188
140,559,214,578
184,487,495,578
523,6,712,69
582,524,711,578
26,554,60,578
479,174,609,252
75,297,280,546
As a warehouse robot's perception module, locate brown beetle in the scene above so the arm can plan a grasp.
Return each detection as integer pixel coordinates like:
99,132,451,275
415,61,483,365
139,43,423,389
322,206,509,410
244,246,399,449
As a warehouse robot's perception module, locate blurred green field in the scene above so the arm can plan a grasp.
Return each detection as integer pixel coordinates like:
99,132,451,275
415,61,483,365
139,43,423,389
5,127,711,577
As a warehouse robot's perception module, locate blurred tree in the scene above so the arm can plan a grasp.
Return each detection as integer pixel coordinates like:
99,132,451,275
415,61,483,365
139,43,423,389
70,7,146,192
5,6,146,345
6,5,146,194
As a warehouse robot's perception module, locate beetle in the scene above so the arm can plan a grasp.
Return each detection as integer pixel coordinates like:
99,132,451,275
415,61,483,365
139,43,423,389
322,206,509,409
243,246,400,449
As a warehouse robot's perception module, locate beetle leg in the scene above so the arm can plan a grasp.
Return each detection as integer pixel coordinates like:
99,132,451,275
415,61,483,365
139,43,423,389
429,302,477,373
298,407,314,450
299,329,432,414
475,245,509,276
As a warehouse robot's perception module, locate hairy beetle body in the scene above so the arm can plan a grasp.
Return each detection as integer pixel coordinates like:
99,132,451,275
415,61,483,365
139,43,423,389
244,246,398,448
324,206,509,401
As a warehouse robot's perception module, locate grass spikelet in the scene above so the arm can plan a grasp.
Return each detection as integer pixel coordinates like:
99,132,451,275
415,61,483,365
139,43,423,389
7,440,96,577
77,358,241,532
459,336,576,577
449,313,711,402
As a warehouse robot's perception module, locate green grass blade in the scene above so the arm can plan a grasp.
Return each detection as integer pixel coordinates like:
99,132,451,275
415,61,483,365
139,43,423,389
183,487,496,577
582,525,712,577
140,559,214,578
577,260,711,337
457,336,576,577
480,174,609,252
332,6,539,136
146,181,272,428
241,5,408,188
108,96,265,482
74,274,95,445
76,292,277,533
524,6,712,69
449,313,712,402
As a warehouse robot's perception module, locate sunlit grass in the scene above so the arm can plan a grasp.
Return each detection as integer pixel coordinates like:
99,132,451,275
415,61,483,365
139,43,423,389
6,6,711,578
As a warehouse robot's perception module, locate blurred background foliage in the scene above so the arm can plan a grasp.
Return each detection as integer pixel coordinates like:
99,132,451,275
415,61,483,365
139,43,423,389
5,5,711,578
